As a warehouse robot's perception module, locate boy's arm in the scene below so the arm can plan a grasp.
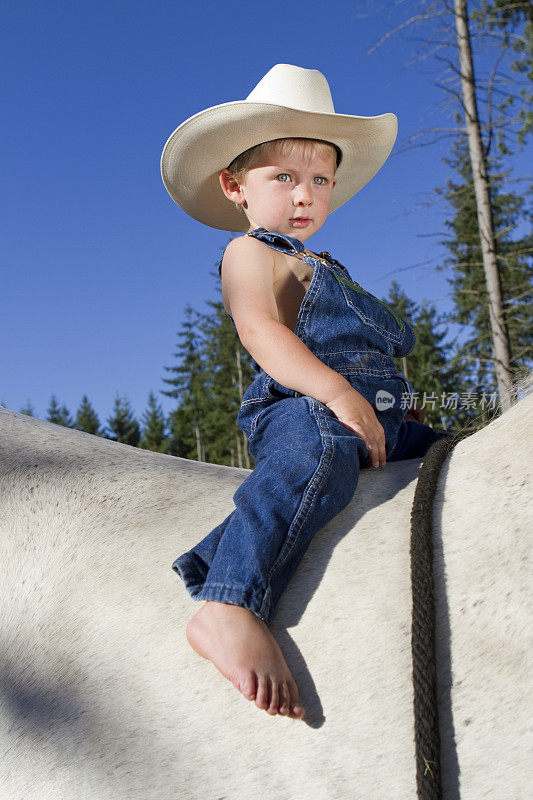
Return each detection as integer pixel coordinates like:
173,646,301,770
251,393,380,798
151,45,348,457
221,237,387,467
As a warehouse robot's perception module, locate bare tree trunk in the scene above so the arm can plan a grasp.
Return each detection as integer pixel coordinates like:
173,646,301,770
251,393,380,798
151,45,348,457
242,431,250,469
235,347,251,468
236,348,244,402
236,433,243,469
195,423,202,462
454,0,514,410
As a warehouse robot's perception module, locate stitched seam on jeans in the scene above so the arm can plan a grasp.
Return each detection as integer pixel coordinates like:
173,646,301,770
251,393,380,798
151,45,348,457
332,367,398,376
270,400,333,575
315,348,391,357
333,273,406,332
335,364,397,380
266,399,334,583
249,391,278,438
196,580,257,591
294,267,323,340
387,432,401,460
340,287,402,344
308,268,323,319
241,398,265,406
250,408,262,438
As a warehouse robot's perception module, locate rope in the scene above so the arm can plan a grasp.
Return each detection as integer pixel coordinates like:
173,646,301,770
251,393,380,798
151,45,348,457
410,434,462,800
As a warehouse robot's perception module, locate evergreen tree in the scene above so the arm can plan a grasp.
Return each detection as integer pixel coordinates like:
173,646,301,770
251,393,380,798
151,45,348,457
166,405,195,458
46,395,73,426
139,391,169,452
74,395,102,435
20,401,35,416
384,281,471,429
364,0,531,407
106,395,141,446
163,305,210,461
438,139,532,397
199,297,255,467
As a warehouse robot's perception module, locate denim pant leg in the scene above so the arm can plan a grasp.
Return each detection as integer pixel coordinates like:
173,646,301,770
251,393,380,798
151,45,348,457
173,397,365,624
388,420,451,462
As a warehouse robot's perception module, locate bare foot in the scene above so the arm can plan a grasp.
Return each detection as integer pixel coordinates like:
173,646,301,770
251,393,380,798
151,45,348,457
185,601,305,719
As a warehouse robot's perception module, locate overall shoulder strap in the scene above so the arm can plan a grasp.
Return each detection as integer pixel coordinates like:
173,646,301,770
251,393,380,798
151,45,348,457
246,228,333,266
246,228,307,257
217,230,305,277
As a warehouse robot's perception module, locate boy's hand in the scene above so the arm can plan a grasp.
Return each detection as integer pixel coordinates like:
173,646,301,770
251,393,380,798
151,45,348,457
325,387,386,468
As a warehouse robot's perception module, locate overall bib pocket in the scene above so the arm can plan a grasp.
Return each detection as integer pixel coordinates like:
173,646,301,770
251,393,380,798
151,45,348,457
334,273,405,349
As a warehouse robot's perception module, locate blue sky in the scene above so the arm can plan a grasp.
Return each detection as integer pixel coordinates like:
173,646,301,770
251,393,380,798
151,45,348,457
2,1,529,424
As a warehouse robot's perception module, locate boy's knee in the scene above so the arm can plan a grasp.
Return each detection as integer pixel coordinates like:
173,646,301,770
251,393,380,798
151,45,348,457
249,396,362,500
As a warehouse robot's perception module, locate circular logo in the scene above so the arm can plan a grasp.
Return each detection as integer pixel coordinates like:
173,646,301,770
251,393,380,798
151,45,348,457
375,390,395,411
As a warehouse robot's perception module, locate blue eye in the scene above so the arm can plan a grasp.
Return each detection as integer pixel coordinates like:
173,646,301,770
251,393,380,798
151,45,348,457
276,173,291,182
313,176,326,185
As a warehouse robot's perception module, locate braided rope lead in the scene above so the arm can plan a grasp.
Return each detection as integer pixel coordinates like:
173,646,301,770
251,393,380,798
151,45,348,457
410,434,462,800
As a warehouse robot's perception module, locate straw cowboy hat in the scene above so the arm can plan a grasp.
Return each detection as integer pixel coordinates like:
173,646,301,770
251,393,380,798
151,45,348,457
160,63,398,232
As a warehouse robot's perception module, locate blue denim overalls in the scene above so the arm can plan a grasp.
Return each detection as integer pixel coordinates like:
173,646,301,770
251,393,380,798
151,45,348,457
173,228,445,624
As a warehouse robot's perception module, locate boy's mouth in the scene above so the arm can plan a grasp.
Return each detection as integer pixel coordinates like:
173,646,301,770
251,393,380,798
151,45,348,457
290,217,310,227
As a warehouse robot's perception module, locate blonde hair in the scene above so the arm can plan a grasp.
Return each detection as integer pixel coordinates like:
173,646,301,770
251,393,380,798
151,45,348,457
226,137,340,183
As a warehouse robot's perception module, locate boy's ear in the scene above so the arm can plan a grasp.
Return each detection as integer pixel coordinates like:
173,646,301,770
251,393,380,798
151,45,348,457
219,170,245,205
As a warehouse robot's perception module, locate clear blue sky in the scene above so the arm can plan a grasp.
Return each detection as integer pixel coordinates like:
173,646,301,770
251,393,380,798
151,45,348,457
1,0,529,424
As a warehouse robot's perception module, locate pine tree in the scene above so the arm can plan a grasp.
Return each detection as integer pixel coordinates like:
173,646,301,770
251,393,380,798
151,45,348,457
384,281,471,429
139,392,169,452
163,305,210,461
166,406,195,458
363,0,531,407
438,139,532,397
199,297,255,467
19,401,35,416
46,395,73,427
106,395,141,446
74,395,102,435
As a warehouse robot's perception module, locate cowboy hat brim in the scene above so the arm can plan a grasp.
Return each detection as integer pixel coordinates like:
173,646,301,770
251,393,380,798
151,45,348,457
161,100,397,232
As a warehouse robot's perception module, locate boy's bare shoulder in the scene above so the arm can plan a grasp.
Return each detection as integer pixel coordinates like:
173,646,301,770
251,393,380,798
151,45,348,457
220,235,278,326
221,234,275,276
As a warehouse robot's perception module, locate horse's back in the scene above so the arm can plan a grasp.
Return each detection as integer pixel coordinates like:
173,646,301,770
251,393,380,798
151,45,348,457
0,394,531,800
433,394,532,799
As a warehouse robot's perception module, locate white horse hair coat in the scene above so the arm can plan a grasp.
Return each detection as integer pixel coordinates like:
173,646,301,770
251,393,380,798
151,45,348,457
0,394,531,800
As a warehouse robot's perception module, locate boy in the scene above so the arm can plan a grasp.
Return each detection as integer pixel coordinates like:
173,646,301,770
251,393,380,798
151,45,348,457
161,64,437,721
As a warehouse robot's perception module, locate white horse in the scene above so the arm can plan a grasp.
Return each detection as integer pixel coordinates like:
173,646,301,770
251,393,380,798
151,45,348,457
0,394,530,800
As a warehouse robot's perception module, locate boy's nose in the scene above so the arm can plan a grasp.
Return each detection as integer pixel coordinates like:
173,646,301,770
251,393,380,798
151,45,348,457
293,183,313,206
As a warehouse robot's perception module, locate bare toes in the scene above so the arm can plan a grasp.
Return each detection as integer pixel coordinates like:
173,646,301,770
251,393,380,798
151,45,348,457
289,704,306,719
238,671,257,702
279,682,290,715
288,679,305,718
267,678,279,715
255,675,269,710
